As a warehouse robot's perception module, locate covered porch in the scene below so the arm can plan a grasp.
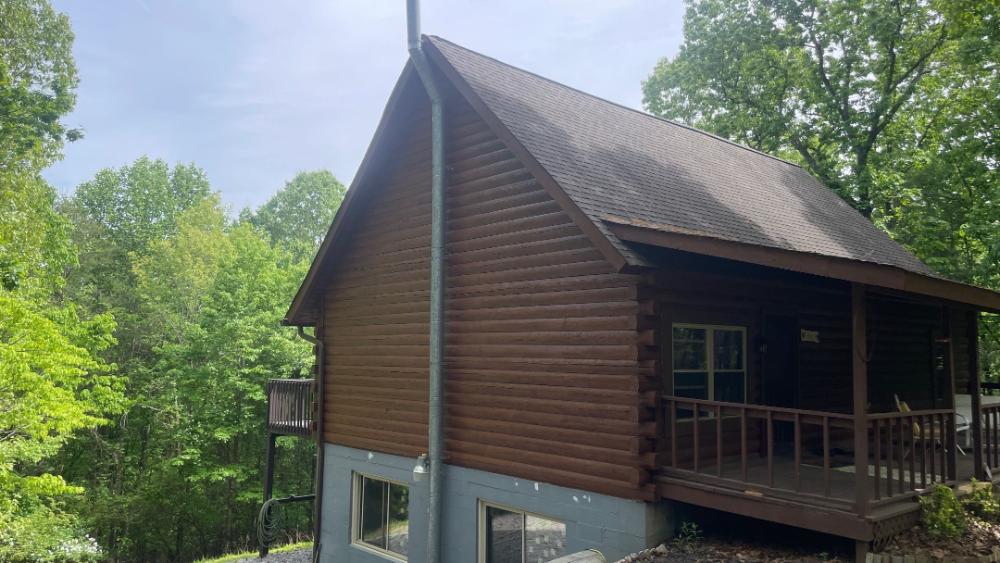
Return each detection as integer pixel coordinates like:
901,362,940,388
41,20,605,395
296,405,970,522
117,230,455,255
652,279,998,549
618,237,1000,558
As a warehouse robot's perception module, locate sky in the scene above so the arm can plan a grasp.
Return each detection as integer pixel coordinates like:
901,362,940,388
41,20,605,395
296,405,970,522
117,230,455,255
45,1,685,212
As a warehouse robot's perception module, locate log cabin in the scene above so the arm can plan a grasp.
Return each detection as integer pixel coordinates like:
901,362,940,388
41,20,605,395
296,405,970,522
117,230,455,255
275,35,1000,563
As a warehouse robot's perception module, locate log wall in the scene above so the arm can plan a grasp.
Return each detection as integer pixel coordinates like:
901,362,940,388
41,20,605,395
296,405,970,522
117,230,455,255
320,82,654,500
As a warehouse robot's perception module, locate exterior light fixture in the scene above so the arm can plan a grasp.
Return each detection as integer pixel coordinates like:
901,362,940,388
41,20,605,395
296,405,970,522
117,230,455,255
412,453,429,482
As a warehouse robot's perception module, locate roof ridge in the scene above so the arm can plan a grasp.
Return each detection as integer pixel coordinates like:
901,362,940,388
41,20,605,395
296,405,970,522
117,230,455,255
425,34,805,171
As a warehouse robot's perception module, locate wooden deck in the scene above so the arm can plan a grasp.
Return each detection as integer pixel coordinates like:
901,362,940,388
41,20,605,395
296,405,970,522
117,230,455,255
658,395,1000,546
657,444,989,541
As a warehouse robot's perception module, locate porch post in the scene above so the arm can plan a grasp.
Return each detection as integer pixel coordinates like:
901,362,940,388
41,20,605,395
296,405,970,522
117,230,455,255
944,308,958,481
969,311,984,479
851,283,869,516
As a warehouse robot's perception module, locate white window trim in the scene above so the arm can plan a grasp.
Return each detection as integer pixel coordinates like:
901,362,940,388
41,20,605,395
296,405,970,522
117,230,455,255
351,472,409,562
477,500,566,563
672,323,748,405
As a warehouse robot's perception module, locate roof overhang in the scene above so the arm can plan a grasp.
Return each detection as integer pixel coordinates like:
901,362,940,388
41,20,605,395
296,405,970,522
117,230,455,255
603,216,1000,313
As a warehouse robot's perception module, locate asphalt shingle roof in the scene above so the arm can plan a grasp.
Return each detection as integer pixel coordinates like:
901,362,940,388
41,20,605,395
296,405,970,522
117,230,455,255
427,36,934,276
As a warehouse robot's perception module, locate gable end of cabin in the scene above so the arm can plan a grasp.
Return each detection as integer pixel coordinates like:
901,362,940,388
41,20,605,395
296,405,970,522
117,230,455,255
316,72,656,504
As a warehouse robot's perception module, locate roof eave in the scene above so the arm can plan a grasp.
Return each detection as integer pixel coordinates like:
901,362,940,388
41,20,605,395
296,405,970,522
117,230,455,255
605,218,1000,313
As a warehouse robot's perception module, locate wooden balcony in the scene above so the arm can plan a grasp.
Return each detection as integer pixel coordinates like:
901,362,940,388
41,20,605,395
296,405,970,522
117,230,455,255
267,379,315,437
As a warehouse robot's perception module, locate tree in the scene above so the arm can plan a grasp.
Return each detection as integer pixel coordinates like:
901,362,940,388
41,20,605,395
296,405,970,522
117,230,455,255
72,156,212,258
643,0,951,218
61,168,321,560
0,296,120,562
0,0,79,173
0,2,124,560
0,0,78,295
643,0,999,380
250,170,346,257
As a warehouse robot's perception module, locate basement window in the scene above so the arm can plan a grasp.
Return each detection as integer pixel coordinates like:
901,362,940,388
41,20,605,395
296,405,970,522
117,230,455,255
479,502,566,563
672,324,747,417
352,473,409,560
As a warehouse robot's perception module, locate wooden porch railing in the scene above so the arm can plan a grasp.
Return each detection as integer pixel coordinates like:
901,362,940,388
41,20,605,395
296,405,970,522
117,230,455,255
983,403,1000,473
662,397,967,508
868,409,956,503
663,396,855,500
267,379,315,437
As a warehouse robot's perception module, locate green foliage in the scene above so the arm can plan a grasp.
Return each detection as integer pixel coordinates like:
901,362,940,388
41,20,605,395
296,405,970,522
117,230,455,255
0,0,78,295
961,481,1000,522
644,0,951,217
673,520,703,550
72,155,211,258
249,169,346,258
58,158,340,560
0,0,79,172
919,485,967,540
643,0,1000,380
0,505,103,563
0,2,127,560
0,295,119,468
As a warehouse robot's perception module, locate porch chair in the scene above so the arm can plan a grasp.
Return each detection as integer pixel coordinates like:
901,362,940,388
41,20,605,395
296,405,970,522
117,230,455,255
894,394,967,458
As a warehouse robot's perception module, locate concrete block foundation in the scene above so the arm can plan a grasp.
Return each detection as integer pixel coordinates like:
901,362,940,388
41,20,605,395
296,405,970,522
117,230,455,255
318,444,673,563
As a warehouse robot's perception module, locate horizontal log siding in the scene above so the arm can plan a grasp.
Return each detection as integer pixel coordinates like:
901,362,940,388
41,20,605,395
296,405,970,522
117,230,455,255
644,262,852,413
644,253,959,436
867,297,940,411
950,307,974,395
321,90,651,499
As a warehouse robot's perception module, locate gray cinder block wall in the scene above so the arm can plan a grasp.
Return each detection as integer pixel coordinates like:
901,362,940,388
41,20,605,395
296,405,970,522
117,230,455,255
319,444,673,563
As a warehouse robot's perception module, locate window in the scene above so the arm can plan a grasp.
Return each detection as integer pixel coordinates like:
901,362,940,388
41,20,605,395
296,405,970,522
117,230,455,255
672,324,746,412
353,474,409,559
479,502,566,563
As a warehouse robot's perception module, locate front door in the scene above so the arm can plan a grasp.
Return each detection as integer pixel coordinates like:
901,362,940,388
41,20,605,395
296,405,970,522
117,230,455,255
763,314,798,447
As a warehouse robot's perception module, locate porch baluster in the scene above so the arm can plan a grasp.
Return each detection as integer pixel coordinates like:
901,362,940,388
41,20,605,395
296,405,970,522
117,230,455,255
669,399,677,469
716,405,722,477
872,419,881,500
693,403,700,473
793,412,801,493
766,410,774,489
908,416,916,491
990,408,1000,469
886,419,894,497
919,414,927,489
938,413,946,481
823,416,831,498
889,417,906,493
740,406,748,483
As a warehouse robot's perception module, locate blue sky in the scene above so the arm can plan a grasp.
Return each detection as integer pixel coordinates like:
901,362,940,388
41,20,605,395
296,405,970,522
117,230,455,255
45,1,685,211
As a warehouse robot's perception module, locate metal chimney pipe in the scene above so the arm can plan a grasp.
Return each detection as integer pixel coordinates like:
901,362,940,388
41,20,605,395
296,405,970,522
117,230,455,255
405,1,446,562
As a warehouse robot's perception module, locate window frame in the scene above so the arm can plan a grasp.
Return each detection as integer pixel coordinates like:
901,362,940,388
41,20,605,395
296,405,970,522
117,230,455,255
477,500,567,563
671,323,748,407
351,472,409,561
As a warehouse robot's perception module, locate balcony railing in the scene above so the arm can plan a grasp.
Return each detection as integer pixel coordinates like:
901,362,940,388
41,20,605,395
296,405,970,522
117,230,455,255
267,379,315,437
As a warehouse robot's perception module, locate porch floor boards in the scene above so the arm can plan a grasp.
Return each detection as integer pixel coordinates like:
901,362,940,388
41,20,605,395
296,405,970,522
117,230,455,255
658,452,981,515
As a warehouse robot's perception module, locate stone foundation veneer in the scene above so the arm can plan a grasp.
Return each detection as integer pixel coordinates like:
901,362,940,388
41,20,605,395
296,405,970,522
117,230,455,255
318,444,673,563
